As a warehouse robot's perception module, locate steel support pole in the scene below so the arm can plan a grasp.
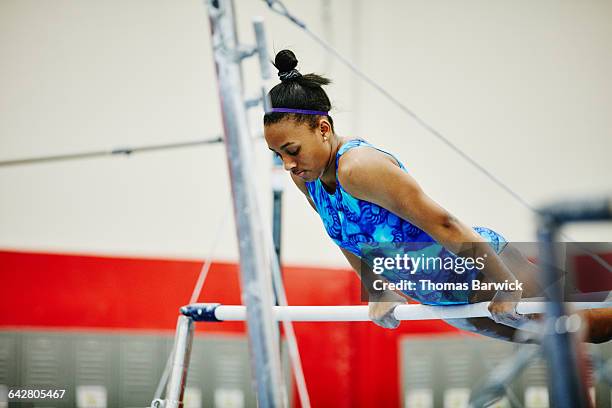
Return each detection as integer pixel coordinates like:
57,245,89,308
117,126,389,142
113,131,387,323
538,221,589,408
537,197,611,408
205,1,286,406
165,316,195,408
271,161,283,261
253,16,283,267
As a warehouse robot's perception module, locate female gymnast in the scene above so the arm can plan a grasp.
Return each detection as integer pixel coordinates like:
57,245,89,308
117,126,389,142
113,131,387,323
263,49,611,343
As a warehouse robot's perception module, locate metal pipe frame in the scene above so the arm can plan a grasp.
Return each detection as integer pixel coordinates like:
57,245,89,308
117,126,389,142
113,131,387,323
180,299,611,322
161,315,195,408
537,196,612,408
205,1,286,406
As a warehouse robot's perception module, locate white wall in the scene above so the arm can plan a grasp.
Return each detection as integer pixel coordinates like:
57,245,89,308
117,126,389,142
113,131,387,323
1,0,610,267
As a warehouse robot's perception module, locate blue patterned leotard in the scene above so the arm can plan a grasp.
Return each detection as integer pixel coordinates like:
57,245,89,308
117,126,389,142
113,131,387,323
305,139,507,305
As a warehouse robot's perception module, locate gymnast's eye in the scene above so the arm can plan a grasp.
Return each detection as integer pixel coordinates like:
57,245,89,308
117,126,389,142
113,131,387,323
287,147,300,156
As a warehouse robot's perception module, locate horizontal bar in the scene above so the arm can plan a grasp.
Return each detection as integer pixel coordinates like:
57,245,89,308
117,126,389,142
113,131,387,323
182,300,612,322
0,137,223,167
539,196,612,224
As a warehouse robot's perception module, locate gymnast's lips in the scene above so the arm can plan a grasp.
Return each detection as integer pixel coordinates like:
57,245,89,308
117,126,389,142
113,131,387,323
293,169,307,178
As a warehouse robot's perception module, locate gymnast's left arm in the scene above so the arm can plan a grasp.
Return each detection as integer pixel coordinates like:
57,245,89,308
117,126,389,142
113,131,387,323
337,148,522,323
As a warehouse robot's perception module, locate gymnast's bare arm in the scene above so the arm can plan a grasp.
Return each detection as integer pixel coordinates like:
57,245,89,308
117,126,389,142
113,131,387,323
336,146,523,323
339,247,407,328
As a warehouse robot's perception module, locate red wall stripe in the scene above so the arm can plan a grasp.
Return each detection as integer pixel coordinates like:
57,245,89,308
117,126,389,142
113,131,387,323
0,249,463,408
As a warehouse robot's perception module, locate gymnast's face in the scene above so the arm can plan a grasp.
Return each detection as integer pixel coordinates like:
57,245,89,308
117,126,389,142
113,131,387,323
265,118,332,182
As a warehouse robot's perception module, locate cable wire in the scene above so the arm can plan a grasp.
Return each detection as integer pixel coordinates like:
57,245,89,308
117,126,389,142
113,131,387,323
262,0,612,273
0,136,223,168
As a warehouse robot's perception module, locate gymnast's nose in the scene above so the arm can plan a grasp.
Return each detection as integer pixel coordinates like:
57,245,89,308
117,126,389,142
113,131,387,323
283,158,297,172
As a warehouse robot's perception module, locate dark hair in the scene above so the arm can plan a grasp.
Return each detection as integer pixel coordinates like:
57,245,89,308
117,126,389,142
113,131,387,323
263,49,334,131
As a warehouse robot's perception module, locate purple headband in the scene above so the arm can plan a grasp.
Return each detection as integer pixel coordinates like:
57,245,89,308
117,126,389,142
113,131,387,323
269,108,328,116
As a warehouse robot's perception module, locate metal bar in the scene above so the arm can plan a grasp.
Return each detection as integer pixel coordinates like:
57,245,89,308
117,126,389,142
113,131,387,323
253,16,310,401
271,156,284,265
253,17,272,81
253,16,273,113
165,316,195,408
254,15,283,263
469,347,540,408
0,137,223,167
205,1,286,407
180,300,611,322
538,222,590,408
539,197,612,223
536,196,612,408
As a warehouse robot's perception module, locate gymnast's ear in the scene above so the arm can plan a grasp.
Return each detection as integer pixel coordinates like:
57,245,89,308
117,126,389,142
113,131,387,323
319,119,331,138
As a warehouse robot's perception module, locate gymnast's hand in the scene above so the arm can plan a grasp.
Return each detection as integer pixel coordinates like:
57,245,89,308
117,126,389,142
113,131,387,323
488,289,523,325
368,290,407,329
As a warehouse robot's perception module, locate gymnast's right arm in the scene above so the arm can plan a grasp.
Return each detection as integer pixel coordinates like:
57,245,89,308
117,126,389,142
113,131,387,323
339,247,406,329
290,174,405,329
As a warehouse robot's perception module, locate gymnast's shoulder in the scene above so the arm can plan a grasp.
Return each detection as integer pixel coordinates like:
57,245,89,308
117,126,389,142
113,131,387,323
337,142,403,199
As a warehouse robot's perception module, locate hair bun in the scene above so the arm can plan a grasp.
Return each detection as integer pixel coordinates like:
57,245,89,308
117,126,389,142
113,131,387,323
274,49,298,74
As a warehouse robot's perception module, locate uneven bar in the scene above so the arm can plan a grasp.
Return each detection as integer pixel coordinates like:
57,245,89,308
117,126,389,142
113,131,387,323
181,300,611,322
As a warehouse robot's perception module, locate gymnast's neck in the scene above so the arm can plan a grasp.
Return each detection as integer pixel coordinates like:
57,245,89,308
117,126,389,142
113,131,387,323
319,134,345,192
